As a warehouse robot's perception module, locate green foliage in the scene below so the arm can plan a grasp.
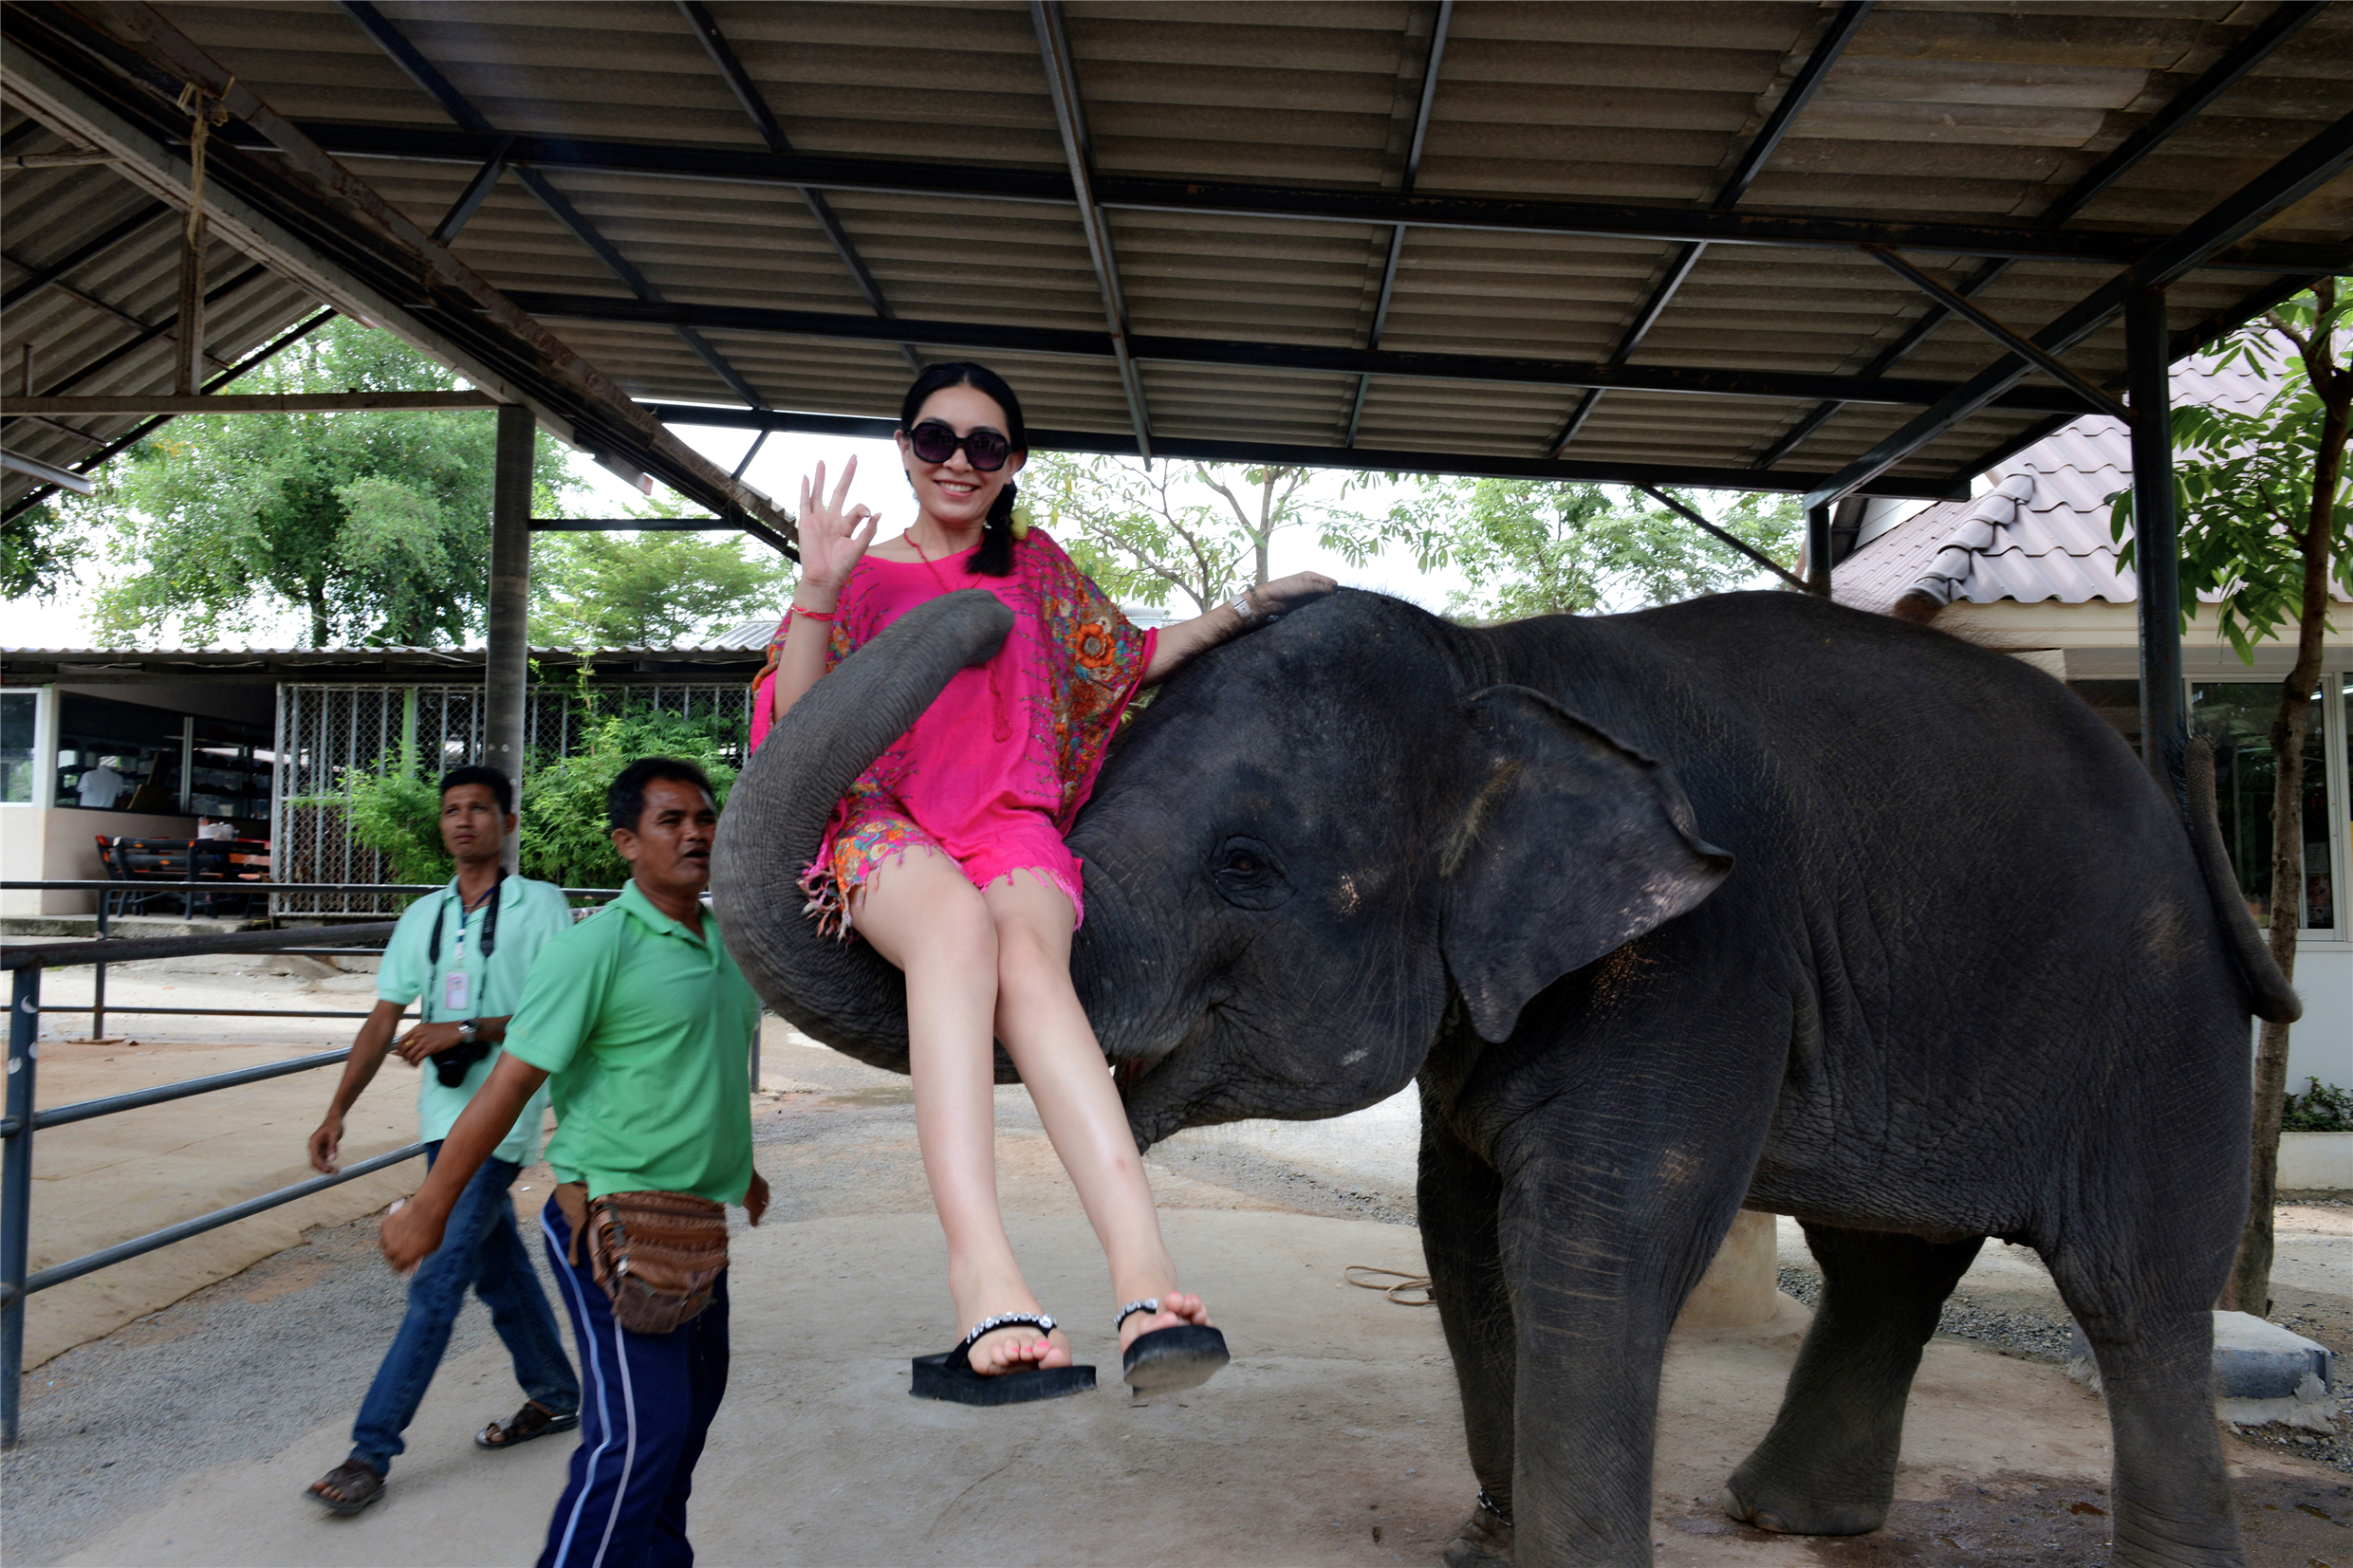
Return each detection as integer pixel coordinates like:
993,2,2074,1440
332,706,742,892
2282,1078,2353,1133
531,499,793,647
2111,280,2353,664
1389,479,1801,620
65,318,576,648
516,707,740,890
343,747,454,885
1028,453,1436,615
1,501,82,600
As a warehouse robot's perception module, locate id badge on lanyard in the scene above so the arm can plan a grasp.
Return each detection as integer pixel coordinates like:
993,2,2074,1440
442,914,472,1016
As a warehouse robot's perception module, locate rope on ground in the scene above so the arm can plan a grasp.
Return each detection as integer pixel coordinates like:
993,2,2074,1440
1344,1264,1435,1305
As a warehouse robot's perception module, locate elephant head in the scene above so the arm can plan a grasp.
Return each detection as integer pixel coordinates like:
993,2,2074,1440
713,588,1730,1144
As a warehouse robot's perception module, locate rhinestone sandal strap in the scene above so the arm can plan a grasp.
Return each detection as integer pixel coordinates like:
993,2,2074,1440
960,1311,1057,1349
1114,1298,1160,1334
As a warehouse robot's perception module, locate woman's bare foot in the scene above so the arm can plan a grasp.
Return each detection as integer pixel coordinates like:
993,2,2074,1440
953,1275,1075,1376
1117,1289,1211,1355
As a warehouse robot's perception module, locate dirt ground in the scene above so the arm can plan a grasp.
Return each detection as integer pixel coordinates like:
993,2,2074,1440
3,962,2348,1566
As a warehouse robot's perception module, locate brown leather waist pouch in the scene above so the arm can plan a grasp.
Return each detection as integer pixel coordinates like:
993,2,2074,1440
555,1180,729,1335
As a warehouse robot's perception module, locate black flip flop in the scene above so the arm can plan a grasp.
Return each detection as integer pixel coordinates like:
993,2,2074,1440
475,1399,580,1450
1117,1298,1231,1395
911,1311,1096,1406
306,1458,384,1516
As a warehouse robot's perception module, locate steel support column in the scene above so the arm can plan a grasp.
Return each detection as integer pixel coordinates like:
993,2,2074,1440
1806,503,1833,597
2126,287,2186,795
486,404,532,844
2,967,38,1447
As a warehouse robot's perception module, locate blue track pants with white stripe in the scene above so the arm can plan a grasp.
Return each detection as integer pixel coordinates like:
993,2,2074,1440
538,1196,731,1568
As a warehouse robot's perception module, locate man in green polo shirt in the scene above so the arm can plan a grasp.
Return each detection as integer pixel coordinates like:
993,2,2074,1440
305,766,581,1518
382,757,768,1568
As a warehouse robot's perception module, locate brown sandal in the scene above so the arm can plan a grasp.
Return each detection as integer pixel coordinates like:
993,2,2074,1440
306,1458,384,1515
475,1399,579,1449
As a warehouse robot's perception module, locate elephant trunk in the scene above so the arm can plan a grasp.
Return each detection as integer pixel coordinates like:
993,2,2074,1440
710,590,1013,1076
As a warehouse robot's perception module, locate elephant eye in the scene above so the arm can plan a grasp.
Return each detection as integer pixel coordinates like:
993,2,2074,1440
1209,836,1289,910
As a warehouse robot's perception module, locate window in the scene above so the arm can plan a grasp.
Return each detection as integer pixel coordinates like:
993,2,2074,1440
54,694,186,814
2191,683,2334,932
1,692,34,803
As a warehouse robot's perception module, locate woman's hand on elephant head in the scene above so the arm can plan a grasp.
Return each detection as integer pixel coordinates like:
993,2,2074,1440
1253,571,1338,618
795,456,879,604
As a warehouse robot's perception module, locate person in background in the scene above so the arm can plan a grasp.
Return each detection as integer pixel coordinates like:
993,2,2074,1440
76,755,124,809
305,765,580,1516
381,757,769,1568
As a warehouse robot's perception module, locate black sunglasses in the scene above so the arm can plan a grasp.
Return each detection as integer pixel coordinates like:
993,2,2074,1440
905,419,1013,471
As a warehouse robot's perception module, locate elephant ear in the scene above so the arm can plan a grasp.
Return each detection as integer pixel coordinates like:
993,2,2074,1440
1440,685,1732,1042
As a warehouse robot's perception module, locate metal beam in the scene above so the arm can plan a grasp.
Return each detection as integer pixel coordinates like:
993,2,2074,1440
1346,0,1452,447
5,1,789,541
335,0,771,413
1633,485,1807,591
0,261,270,434
1754,1,2324,471
486,402,531,822
1556,1,1870,454
1,309,335,524
2126,285,2185,791
510,289,2098,413
1033,0,1151,459
291,121,2353,274
530,515,732,531
1863,247,2132,422
429,137,510,244
0,199,167,311
0,391,495,415
0,447,94,493
646,400,1965,500
1805,502,1832,597
673,0,919,374
1800,106,2353,509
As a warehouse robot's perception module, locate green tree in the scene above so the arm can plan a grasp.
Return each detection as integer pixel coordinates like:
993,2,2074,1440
531,510,792,648
1026,453,1435,614
1389,479,1800,620
2111,277,2351,1317
66,318,573,648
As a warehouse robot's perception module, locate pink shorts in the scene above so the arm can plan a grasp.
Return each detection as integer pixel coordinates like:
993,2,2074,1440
799,796,1084,940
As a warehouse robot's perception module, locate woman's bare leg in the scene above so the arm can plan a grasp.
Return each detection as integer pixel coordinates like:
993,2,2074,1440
852,848,1070,1374
982,872,1212,1352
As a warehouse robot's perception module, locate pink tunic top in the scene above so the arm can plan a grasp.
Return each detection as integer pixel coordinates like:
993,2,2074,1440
750,529,1154,934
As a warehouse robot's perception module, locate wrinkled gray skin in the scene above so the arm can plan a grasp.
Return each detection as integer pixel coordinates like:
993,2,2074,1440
713,587,2293,1568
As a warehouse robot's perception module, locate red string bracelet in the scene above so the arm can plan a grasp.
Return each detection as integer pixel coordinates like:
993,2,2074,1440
789,605,836,622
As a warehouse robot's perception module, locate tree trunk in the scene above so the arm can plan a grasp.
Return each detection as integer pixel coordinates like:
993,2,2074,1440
2223,386,2350,1316
306,577,330,650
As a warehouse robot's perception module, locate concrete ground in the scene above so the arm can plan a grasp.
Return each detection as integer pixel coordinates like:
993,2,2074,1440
4,956,2350,1565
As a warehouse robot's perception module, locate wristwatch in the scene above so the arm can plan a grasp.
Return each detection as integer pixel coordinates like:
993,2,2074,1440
1229,587,1259,623
457,1019,479,1045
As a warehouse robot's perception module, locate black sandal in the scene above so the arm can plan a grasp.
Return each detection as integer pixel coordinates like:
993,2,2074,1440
306,1458,384,1516
1117,1298,1230,1395
911,1311,1096,1406
475,1399,580,1449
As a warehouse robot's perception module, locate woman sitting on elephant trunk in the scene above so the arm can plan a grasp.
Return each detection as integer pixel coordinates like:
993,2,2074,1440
757,361,1332,1401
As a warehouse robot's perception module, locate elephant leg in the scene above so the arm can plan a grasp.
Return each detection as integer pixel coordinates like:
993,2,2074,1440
1419,1088,1516,1568
2043,1236,2244,1568
1723,1224,1982,1535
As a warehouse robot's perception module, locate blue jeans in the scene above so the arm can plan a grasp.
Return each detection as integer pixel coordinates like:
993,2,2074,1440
348,1143,580,1476
537,1196,730,1568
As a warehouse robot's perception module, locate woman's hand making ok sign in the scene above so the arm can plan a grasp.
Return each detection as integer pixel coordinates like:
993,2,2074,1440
795,456,879,610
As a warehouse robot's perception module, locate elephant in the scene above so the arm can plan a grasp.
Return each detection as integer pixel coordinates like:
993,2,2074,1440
713,585,2297,1568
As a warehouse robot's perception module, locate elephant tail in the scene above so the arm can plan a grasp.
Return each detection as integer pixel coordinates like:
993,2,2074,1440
2185,733,2303,1024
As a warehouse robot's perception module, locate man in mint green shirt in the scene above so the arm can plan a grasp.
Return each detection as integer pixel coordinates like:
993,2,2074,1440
305,766,581,1517
383,758,768,1568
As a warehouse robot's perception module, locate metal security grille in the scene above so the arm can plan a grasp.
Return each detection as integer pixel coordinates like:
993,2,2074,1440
271,682,750,916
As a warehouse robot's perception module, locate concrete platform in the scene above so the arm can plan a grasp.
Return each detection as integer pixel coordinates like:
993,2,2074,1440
40,1208,2353,1568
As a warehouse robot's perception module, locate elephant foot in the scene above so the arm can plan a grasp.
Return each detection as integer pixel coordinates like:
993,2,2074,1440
1440,1504,1513,1566
1720,1467,1888,1537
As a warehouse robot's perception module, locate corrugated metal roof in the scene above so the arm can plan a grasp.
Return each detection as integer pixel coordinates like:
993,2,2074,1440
6,1,2350,519
1835,353,2327,614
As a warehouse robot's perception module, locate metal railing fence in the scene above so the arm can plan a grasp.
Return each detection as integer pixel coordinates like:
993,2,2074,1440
0,879,621,1448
